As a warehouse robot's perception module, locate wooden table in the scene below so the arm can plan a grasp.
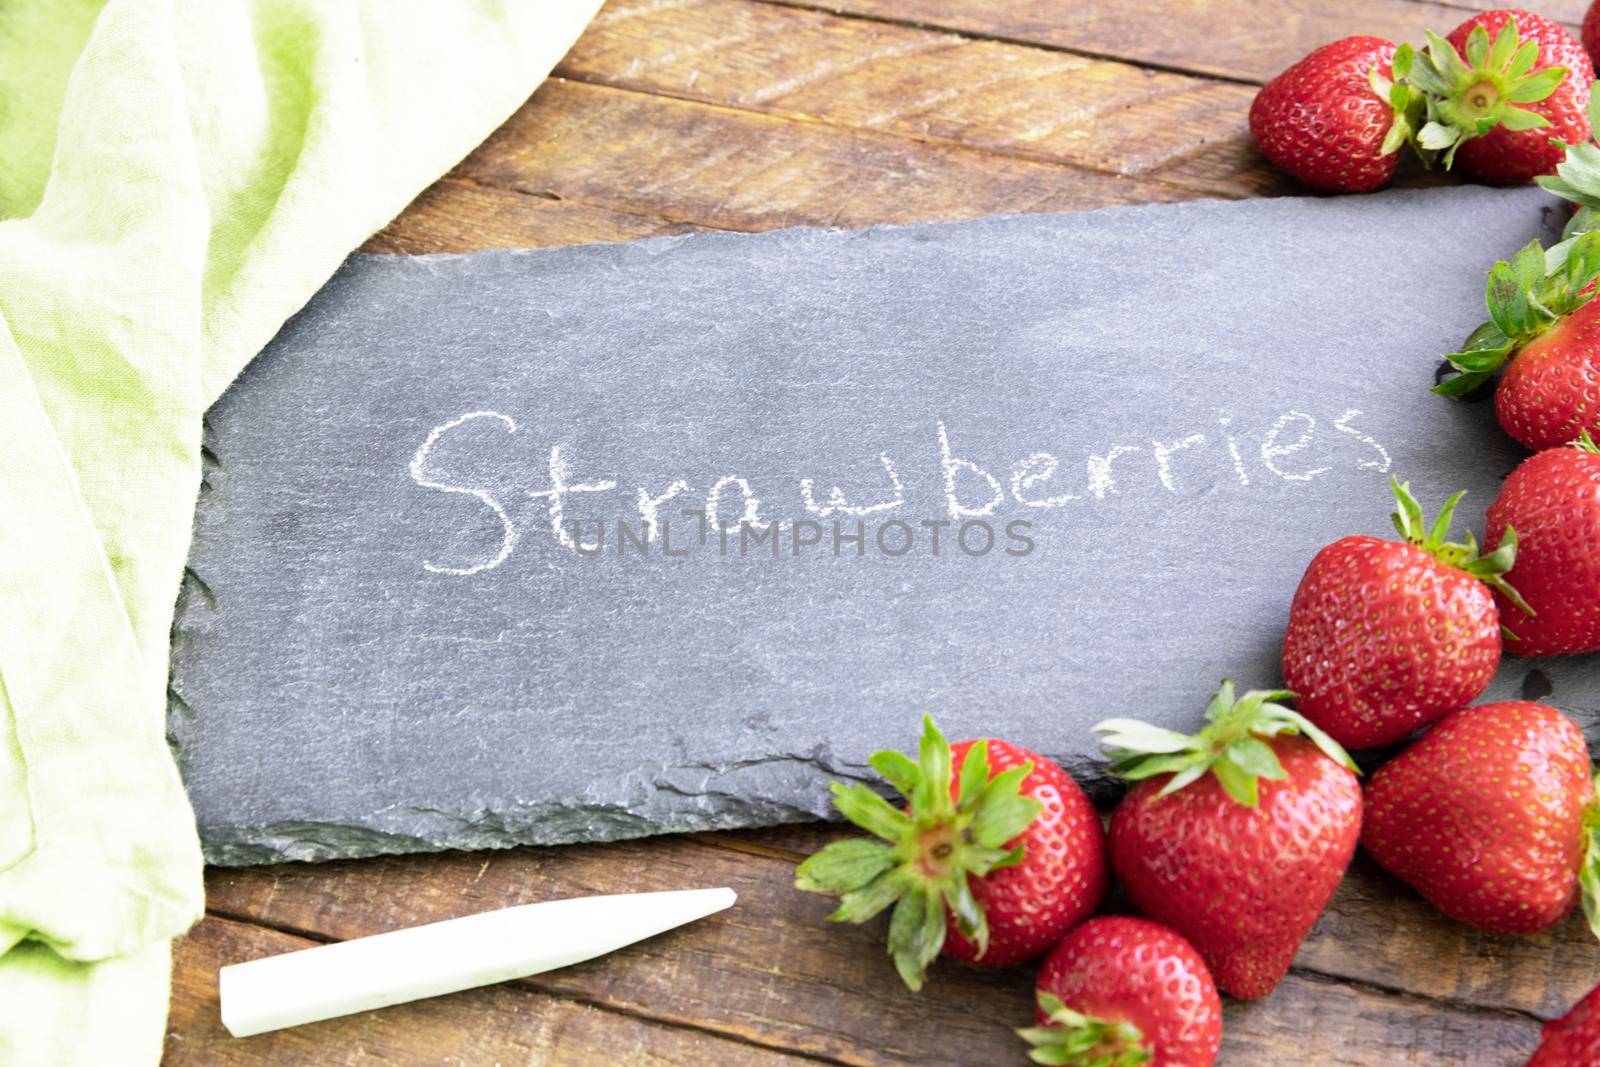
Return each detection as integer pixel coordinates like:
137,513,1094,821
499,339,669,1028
162,1,1597,1063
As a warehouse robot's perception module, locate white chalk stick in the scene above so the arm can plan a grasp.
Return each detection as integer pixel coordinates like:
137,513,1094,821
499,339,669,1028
219,886,737,1037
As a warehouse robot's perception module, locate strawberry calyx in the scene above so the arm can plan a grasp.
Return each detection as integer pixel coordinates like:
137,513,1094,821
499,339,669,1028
1388,476,1532,616
1575,430,1600,454
1536,85,1600,238
1369,45,1427,159
1435,231,1600,398
1016,993,1154,1067
1404,21,1568,167
794,715,1042,991
1094,681,1357,809
1579,768,1600,942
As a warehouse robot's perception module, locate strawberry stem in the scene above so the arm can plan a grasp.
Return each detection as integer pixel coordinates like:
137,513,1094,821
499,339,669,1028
1581,770,1600,943
1403,21,1567,168
1435,231,1600,397
1095,681,1357,809
1389,477,1533,616
794,715,1042,991
1017,993,1154,1067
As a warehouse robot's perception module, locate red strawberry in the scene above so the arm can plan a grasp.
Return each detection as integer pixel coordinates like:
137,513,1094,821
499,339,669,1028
1095,684,1362,1000
796,716,1109,990
1362,701,1600,936
1436,232,1600,451
1017,916,1222,1067
1587,0,1600,69
1407,11,1590,183
1249,37,1410,193
1486,435,1600,656
1529,981,1600,1065
1495,294,1600,451
1281,478,1523,749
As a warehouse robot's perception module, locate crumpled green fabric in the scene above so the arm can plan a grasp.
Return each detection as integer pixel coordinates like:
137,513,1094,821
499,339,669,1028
0,1,600,1061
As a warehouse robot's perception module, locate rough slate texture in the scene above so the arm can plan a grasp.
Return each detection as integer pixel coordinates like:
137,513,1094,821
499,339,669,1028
171,186,1600,866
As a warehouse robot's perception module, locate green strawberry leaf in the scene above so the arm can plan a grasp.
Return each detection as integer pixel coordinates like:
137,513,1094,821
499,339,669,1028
1094,681,1357,807
794,838,898,894
828,867,909,923
913,715,952,816
1507,66,1566,103
1433,368,1495,396
830,781,912,842
970,776,1042,848
888,886,946,992
1580,771,1600,943
870,749,920,795
1018,993,1154,1067
954,738,991,807
1538,137,1600,211
1093,718,1193,755
1227,736,1287,781
940,874,984,942
1211,754,1260,807
1496,106,1551,131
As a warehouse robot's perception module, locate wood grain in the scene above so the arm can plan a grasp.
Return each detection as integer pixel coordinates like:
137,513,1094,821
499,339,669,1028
560,0,1273,197
167,916,823,1066
364,179,694,255
451,78,1199,237
761,0,1585,84
198,831,1556,1065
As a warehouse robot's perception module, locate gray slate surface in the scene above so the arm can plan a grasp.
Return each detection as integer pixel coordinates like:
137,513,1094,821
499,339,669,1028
172,186,1600,866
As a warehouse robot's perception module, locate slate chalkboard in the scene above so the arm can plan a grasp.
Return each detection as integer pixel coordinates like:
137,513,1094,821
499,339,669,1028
171,185,1600,865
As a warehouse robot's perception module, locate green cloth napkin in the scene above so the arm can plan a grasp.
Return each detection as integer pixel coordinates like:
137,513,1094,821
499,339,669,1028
0,1,600,1060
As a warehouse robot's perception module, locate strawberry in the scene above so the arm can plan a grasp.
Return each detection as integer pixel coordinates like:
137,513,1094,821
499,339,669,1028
1249,37,1414,193
1435,231,1600,451
1095,684,1362,1000
1485,434,1600,656
796,716,1109,990
1361,701,1600,937
1281,477,1523,750
1587,0,1600,71
1405,11,1588,182
1017,916,1222,1067
1529,981,1600,1065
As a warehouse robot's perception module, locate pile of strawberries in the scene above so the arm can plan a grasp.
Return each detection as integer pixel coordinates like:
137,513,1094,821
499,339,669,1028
794,9,1600,1065
1251,9,1592,192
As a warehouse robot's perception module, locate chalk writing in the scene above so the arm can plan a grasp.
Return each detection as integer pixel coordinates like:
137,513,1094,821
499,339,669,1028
408,405,1395,574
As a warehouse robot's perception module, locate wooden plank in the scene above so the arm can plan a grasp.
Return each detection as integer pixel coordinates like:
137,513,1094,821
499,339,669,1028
1421,0,1584,20
1222,973,1541,1066
203,833,1549,1065
722,824,1600,1019
1297,852,1599,1022
560,0,1272,197
167,914,824,1066
760,0,1581,84
363,178,695,255
204,838,1022,1066
450,78,1199,236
